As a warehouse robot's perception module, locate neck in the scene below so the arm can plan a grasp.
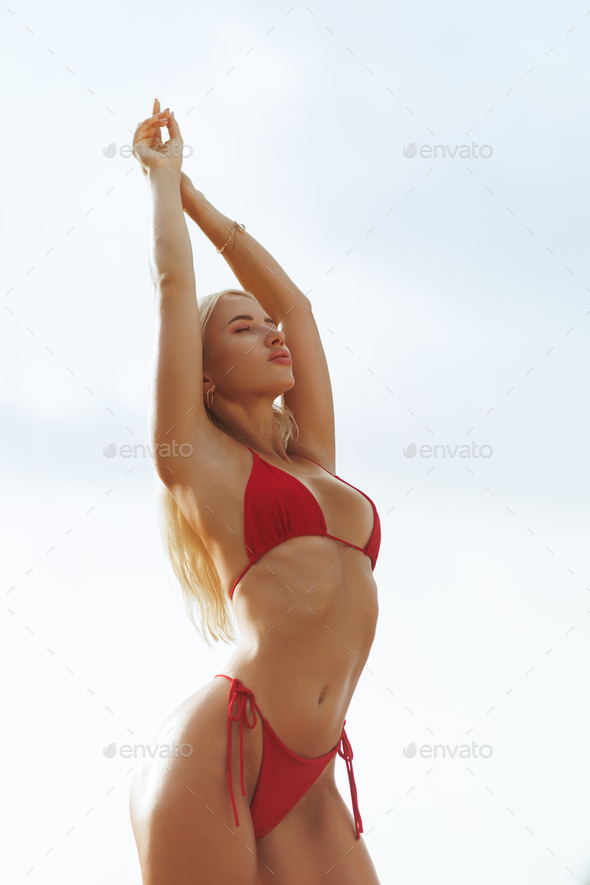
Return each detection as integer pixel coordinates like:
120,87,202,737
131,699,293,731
210,397,290,461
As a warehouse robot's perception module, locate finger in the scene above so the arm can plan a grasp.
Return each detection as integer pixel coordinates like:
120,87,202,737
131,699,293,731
161,110,182,141
171,111,183,144
134,111,168,137
134,128,160,150
134,119,155,140
153,98,162,144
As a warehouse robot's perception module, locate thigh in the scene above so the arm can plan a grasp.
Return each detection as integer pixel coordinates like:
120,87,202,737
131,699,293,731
255,773,381,885
130,678,261,885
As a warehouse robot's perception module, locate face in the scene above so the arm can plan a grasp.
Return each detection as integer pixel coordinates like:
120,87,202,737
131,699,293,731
202,294,294,405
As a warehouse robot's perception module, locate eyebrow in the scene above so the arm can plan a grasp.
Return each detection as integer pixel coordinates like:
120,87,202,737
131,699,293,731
226,314,278,326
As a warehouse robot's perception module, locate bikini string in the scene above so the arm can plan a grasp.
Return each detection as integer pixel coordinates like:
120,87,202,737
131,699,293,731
337,720,364,841
225,678,258,828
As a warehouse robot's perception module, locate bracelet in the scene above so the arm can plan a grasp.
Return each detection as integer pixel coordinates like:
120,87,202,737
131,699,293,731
217,221,246,254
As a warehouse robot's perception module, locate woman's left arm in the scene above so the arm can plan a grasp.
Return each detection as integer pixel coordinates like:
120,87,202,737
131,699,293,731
181,176,336,470
181,177,306,319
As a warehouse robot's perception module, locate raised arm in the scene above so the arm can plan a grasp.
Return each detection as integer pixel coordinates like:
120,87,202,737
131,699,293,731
133,108,212,484
180,177,336,472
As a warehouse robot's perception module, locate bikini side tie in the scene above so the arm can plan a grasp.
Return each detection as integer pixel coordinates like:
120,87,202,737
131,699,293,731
222,677,259,827
337,720,364,840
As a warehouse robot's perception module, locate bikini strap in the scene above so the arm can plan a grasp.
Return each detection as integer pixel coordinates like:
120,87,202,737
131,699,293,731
337,719,364,840
214,674,261,828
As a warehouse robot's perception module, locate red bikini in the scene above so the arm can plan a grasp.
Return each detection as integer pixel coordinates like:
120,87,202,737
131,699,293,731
214,674,364,840
230,447,381,600
216,447,381,841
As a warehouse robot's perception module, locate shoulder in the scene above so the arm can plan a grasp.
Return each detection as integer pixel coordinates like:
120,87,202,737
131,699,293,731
287,439,335,476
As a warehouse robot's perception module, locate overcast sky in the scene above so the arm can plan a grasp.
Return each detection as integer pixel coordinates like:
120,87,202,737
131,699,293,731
2,0,590,882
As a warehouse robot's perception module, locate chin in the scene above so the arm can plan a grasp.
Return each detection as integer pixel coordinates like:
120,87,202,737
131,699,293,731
274,377,295,397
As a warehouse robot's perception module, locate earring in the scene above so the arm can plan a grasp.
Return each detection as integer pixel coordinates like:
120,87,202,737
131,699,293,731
206,385,215,409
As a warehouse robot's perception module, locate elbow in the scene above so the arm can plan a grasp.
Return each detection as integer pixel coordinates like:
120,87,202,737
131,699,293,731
283,293,312,321
152,271,195,293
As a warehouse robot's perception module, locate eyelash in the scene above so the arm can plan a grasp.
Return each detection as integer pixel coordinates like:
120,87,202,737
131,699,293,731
234,324,278,333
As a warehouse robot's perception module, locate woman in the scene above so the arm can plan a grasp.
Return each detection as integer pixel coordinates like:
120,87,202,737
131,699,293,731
129,99,382,885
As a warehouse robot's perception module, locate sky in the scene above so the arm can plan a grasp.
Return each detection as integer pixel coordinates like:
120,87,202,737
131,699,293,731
2,0,590,882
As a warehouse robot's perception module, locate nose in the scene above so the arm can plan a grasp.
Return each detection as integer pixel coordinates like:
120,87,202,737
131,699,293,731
265,325,285,347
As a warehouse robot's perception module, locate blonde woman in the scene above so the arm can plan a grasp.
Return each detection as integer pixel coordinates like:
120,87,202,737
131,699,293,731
129,100,382,885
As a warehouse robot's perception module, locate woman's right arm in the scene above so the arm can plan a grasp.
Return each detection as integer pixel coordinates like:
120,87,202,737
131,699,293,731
147,166,209,484
134,109,212,486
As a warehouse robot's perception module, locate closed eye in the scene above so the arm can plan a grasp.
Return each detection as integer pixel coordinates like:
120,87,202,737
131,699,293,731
234,322,278,333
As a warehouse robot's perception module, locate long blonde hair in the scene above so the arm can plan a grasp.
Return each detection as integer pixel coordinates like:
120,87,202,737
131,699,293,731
155,288,298,646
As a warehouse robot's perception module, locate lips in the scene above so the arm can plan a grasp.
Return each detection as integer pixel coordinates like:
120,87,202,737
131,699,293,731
269,348,292,363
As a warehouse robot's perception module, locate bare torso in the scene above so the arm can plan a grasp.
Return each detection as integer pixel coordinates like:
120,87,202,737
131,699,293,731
225,536,378,756
130,434,382,884
197,446,379,758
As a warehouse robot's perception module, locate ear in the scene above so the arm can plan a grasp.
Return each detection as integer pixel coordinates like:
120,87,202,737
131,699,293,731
202,375,213,398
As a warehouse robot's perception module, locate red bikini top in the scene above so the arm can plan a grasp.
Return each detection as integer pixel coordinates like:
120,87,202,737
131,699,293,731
230,447,381,600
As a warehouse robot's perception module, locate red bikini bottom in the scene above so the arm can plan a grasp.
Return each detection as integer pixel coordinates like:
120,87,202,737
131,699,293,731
214,674,364,841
